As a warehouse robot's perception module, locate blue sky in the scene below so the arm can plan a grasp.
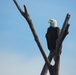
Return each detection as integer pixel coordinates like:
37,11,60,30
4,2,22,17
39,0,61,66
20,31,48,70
0,0,76,75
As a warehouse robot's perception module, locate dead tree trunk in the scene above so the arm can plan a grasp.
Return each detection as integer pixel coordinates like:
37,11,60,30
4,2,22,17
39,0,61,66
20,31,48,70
13,0,70,75
41,14,70,75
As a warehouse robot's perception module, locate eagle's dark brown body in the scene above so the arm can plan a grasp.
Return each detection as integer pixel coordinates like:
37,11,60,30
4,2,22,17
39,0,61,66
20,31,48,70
46,26,60,52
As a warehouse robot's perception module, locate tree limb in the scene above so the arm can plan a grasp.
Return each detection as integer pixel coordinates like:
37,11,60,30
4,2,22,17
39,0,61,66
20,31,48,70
41,13,70,75
13,0,53,72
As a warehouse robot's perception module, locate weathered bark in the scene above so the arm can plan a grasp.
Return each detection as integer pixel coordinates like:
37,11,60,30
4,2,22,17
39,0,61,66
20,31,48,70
13,0,70,75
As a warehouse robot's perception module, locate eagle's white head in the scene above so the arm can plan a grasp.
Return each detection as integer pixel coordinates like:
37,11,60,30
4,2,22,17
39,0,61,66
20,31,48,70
48,19,57,27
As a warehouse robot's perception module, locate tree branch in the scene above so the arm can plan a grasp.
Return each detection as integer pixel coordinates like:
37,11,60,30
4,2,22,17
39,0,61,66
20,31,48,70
41,13,70,75
13,0,52,72
13,0,24,15
56,14,70,54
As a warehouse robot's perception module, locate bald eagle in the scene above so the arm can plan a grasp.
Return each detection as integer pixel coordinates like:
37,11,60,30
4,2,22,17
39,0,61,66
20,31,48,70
46,19,61,53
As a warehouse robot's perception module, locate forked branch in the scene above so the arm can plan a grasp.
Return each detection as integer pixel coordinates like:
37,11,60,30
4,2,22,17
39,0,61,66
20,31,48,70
13,0,52,72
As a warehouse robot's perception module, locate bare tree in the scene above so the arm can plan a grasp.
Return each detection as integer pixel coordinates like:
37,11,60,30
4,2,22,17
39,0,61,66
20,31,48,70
13,0,70,75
